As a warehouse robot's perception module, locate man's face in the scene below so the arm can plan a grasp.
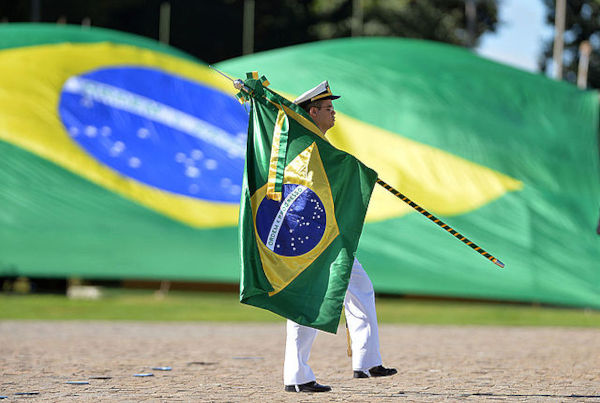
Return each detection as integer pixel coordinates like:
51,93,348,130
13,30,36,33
309,99,336,134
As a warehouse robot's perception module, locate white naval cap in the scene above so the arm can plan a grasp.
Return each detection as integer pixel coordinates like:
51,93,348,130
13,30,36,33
293,81,340,108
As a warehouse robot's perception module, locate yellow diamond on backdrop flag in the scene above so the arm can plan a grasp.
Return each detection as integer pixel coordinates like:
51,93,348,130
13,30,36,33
328,113,524,222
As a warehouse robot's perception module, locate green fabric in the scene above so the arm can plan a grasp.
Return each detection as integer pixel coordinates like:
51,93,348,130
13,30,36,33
0,140,238,282
218,37,600,309
239,77,377,333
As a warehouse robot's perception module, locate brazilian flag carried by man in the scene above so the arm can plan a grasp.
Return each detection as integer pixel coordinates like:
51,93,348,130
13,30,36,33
238,72,378,333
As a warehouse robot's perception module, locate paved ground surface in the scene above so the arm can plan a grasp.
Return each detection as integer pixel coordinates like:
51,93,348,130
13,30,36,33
1,321,599,402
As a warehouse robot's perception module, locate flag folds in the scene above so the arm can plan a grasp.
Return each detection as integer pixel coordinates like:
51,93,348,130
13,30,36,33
239,73,378,333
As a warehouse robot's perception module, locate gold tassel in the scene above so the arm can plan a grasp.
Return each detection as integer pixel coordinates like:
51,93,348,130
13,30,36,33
344,308,352,357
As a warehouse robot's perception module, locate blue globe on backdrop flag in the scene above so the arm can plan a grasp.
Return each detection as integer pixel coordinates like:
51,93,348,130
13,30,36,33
59,66,248,203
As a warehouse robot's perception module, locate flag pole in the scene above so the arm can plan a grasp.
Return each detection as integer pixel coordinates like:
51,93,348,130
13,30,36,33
208,65,249,91
376,178,504,268
208,66,504,268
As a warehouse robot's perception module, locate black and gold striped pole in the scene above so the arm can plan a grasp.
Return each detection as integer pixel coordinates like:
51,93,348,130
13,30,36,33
376,178,505,268
208,66,504,268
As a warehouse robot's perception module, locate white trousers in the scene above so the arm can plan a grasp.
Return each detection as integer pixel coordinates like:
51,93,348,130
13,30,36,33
283,258,382,385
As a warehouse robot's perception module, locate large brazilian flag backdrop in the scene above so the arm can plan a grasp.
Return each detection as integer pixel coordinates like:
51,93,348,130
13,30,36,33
1,24,598,310
217,37,600,309
0,24,247,281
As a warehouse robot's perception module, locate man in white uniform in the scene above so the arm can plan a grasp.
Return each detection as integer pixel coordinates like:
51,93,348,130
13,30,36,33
284,81,397,393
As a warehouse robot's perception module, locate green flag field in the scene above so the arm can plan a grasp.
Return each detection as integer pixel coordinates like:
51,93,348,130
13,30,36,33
0,25,598,311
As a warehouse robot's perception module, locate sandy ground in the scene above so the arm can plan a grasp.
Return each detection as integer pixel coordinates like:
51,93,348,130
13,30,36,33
0,321,599,402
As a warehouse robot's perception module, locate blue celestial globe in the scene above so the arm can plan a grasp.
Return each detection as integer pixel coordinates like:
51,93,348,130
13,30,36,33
58,66,248,203
256,184,327,257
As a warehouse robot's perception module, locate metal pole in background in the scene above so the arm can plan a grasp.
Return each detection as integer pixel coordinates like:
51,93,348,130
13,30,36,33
158,0,172,295
157,0,172,299
243,0,255,55
351,0,363,37
577,41,591,89
553,0,566,79
159,2,171,45
31,0,41,22
465,0,476,47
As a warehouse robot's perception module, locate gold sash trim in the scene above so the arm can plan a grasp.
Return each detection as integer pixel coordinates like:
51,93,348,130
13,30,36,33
266,109,288,201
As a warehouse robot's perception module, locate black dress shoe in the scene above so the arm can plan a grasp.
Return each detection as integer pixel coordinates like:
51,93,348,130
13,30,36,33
284,380,332,392
353,365,398,378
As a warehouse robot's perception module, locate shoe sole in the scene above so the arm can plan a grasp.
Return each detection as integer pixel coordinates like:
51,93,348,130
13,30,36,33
284,385,332,392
